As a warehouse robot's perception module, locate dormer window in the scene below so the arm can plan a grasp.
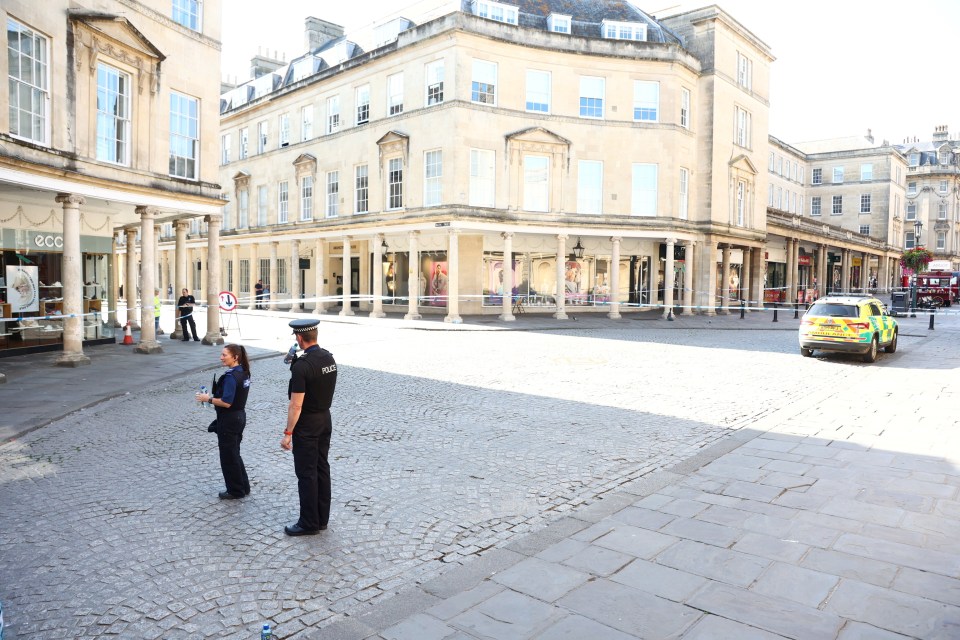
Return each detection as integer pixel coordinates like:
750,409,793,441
476,1,518,25
908,152,920,167
940,150,952,166
548,14,571,33
602,20,646,41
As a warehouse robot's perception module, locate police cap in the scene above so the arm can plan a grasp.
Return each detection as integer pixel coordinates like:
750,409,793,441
289,318,321,333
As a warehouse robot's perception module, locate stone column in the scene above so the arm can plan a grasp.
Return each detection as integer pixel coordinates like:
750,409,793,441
124,228,139,329
751,247,764,310
134,206,162,354
340,236,354,316
700,239,717,316
500,232,515,321
841,248,851,292
54,194,90,366
371,234,385,318
784,238,795,306
159,247,168,304
554,234,568,320
108,234,120,328
817,244,827,298
248,243,259,311
860,251,869,291
171,221,188,339
202,213,224,345
198,246,208,302
269,242,279,310
880,255,891,293
290,239,301,312
445,229,462,324
720,244,731,315
682,241,695,315
154,223,162,301
663,237,676,319
313,238,326,314
741,246,751,308
404,231,421,320
608,236,622,319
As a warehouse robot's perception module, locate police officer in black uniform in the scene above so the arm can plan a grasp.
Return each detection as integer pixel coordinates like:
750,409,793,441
197,344,252,499
281,318,338,536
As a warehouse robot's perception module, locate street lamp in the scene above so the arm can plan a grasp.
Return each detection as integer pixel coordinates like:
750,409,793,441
910,219,923,317
572,237,585,259
380,238,388,256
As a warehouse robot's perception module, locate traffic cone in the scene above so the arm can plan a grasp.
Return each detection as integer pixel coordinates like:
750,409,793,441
121,321,134,345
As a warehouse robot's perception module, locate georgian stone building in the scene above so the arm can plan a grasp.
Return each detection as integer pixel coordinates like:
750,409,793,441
212,0,774,321
896,126,960,267
0,0,224,361
766,134,907,304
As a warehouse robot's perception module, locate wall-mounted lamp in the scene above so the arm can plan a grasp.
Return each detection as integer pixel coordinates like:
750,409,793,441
380,239,388,256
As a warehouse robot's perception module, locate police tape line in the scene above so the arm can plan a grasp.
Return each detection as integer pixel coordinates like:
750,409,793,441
6,293,957,322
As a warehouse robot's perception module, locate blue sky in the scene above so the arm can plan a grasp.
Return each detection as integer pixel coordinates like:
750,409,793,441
221,0,960,146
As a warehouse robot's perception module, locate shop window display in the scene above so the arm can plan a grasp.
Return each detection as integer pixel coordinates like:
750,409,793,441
378,251,448,307
0,248,113,352
481,251,621,308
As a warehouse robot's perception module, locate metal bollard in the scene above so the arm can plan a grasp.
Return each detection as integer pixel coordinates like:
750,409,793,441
929,313,935,330
793,303,799,319
740,301,745,319
773,308,778,323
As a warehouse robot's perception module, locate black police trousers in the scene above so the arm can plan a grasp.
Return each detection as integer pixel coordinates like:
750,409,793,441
292,412,332,530
216,413,249,497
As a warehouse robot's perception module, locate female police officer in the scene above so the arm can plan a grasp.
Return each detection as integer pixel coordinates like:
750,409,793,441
197,344,252,499
281,318,338,535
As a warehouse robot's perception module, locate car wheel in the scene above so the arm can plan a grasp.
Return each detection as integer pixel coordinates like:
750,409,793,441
863,335,879,363
800,347,813,358
884,330,898,354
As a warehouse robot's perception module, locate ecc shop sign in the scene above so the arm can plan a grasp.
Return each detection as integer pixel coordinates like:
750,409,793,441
31,232,64,250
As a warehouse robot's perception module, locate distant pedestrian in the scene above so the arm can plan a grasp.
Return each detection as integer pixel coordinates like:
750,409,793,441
153,289,161,334
281,318,338,536
177,288,200,341
196,344,252,500
255,279,264,309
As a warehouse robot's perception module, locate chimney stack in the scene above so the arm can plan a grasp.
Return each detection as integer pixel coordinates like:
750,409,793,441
305,16,345,53
932,125,949,142
249,49,285,79
865,128,874,144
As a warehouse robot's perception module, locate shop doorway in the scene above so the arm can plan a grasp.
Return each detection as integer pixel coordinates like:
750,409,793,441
334,257,359,309
628,256,651,306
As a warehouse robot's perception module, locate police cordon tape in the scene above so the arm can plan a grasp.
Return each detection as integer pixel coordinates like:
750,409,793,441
5,291,958,323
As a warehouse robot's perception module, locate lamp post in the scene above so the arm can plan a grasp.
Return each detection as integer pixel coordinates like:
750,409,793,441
910,219,923,317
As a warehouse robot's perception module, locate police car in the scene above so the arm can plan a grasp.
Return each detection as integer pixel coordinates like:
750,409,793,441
799,295,898,363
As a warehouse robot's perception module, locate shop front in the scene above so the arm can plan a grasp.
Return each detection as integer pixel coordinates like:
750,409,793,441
1,230,115,355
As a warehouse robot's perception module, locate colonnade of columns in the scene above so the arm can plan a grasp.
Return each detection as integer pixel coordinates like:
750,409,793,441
780,235,894,297
117,211,223,353
121,228,902,352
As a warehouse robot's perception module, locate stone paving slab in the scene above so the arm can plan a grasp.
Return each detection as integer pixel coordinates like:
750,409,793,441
355,316,960,640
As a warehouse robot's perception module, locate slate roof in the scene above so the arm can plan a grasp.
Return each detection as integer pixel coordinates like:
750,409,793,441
222,0,681,111
461,0,681,43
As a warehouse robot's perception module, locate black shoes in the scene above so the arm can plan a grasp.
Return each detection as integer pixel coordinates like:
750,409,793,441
181,338,189,342
193,337,200,341
284,523,325,536
219,491,243,500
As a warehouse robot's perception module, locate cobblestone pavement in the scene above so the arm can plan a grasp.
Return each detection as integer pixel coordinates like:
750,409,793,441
0,315,938,639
